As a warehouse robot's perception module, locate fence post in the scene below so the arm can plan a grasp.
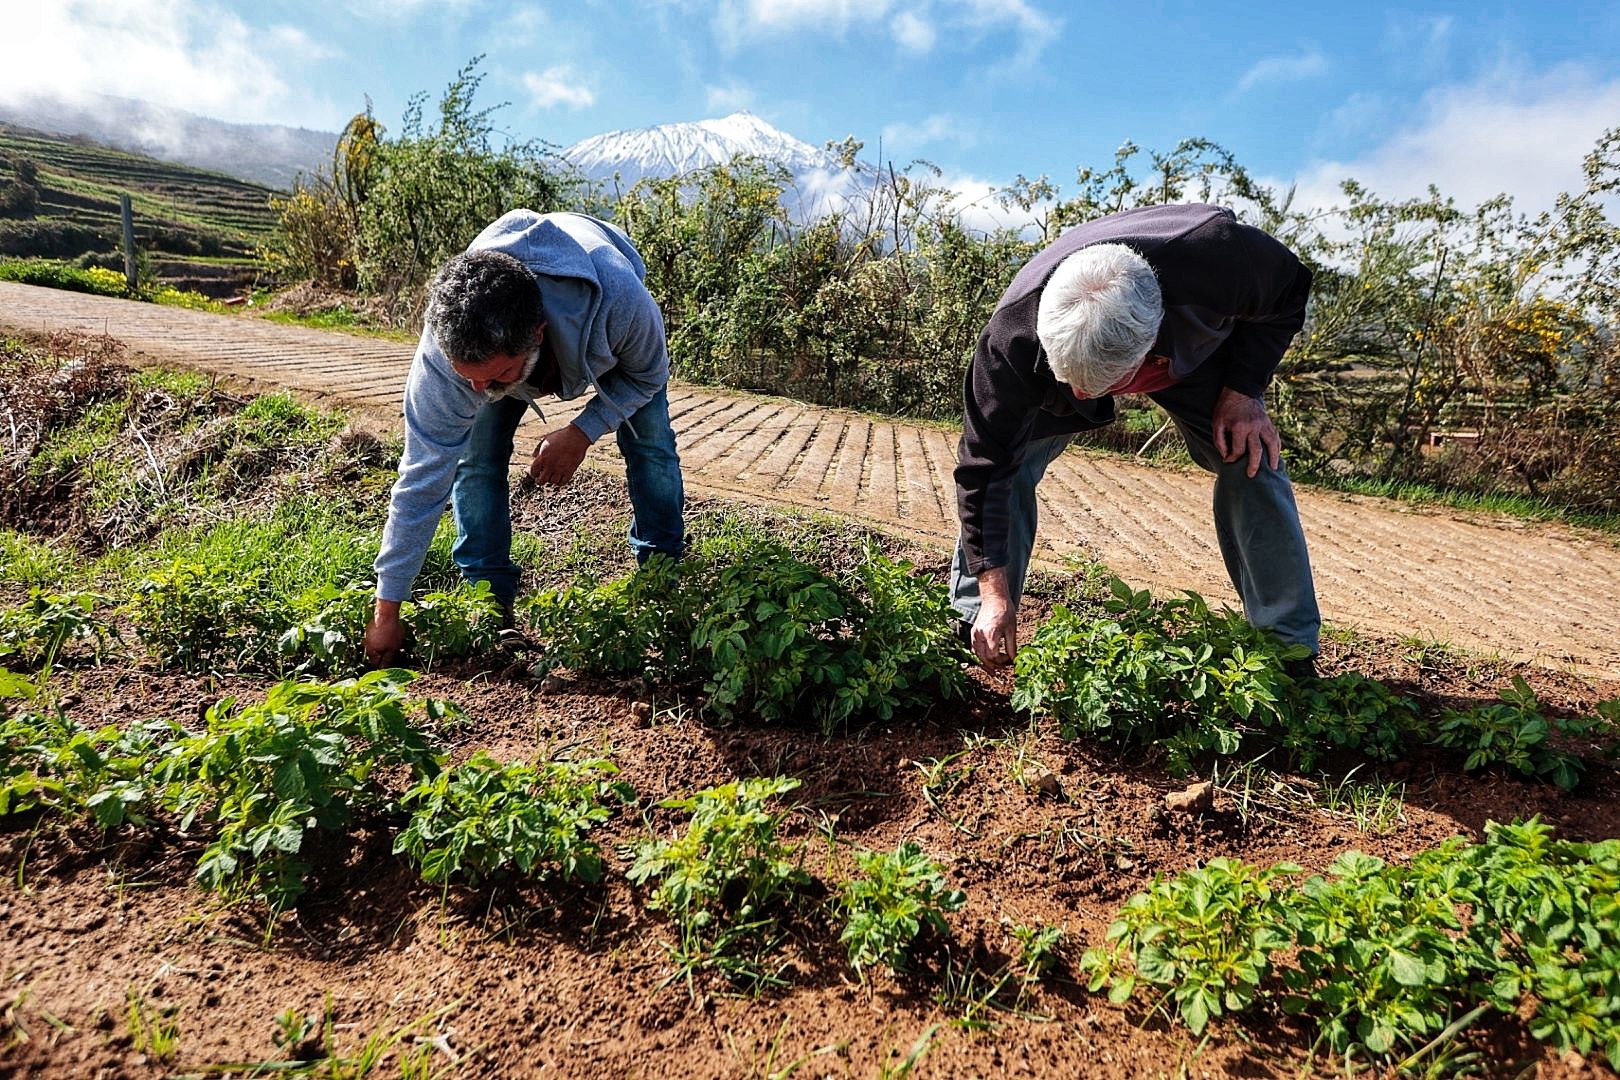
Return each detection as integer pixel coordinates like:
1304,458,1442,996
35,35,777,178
120,194,137,291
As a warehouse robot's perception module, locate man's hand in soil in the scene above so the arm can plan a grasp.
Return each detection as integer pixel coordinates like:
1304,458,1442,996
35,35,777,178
364,599,405,668
971,567,1018,669
1213,387,1281,478
529,423,591,487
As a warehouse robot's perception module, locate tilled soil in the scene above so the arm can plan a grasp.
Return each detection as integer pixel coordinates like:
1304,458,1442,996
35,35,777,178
3,505,1619,1078
4,658,1619,1079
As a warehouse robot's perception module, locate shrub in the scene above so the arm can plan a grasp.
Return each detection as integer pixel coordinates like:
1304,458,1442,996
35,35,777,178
0,258,132,297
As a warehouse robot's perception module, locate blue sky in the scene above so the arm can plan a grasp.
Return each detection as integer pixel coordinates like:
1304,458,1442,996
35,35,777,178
6,0,1619,220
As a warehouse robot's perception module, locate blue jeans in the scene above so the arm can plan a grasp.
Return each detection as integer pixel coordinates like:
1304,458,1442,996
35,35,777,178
951,365,1320,653
451,388,685,606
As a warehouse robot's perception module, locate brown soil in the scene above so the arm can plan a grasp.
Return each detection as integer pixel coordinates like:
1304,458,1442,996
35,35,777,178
3,474,1619,1080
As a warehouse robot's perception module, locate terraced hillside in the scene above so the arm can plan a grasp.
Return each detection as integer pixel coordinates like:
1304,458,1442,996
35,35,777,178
0,122,280,295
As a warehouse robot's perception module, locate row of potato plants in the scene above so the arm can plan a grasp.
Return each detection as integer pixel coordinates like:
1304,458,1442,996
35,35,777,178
1081,818,1620,1071
0,575,503,679
6,548,1619,792
1010,578,1620,789
523,538,971,730
0,668,983,988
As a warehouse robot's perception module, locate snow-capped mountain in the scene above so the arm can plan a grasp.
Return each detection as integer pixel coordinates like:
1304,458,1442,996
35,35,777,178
562,111,875,215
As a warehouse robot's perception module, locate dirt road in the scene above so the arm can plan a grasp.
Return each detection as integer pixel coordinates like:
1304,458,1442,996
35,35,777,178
5,281,1618,678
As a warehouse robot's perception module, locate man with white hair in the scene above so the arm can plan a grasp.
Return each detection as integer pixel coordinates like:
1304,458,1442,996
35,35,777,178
953,202,1319,671
363,210,685,667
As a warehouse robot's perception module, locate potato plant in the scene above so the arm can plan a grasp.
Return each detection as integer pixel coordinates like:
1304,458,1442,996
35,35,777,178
838,841,965,976
1013,578,1444,776
0,588,119,670
395,750,633,886
140,671,457,910
628,777,810,989
525,539,969,731
1434,676,1584,790
1083,819,1620,1070
0,670,164,826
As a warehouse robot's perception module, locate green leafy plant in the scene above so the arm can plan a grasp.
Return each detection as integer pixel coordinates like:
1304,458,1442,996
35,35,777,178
838,841,965,975
128,560,282,674
627,776,809,989
1282,849,1472,1058
1012,579,1310,774
1290,672,1424,769
0,589,118,670
395,750,632,886
845,546,971,722
144,671,456,911
1435,676,1584,789
276,584,376,677
523,555,691,679
1079,856,1301,1034
0,673,169,827
1083,819,1620,1071
693,546,967,731
402,580,505,666
692,550,860,727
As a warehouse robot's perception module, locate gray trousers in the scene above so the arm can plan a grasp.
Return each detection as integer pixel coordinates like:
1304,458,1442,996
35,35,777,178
951,364,1321,653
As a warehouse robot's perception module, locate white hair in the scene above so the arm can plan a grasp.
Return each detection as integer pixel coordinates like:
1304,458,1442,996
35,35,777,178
1036,244,1163,397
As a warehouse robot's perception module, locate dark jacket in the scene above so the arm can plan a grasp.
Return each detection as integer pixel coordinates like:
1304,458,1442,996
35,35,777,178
955,203,1312,576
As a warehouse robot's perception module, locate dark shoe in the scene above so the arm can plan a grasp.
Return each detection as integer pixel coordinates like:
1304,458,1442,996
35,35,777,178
1282,655,1317,681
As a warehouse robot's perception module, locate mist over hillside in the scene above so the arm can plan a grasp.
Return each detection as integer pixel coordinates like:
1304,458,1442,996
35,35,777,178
0,92,337,191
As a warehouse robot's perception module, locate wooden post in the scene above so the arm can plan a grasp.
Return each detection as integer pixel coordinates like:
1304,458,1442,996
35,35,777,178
119,194,137,291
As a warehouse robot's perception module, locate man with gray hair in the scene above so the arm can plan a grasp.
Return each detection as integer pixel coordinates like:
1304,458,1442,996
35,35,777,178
364,210,684,666
953,202,1319,671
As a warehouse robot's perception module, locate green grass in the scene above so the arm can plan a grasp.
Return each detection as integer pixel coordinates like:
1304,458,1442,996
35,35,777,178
0,530,83,588
1297,472,1620,533
121,498,382,600
30,398,129,476
0,259,132,297
249,307,416,342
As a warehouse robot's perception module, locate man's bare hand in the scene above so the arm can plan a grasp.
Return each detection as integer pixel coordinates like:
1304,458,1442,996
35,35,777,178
529,423,592,487
363,599,405,669
971,567,1018,669
1213,387,1281,478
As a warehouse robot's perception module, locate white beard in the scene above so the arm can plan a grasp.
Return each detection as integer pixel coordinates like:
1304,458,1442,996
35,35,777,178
482,347,542,402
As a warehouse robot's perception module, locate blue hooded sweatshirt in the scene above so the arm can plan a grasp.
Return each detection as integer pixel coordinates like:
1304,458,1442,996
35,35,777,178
373,210,669,602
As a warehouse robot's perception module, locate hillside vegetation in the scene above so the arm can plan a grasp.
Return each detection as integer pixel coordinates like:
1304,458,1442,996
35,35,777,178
0,122,279,295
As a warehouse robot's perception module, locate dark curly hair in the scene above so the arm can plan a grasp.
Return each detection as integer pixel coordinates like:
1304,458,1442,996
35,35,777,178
424,249,544,364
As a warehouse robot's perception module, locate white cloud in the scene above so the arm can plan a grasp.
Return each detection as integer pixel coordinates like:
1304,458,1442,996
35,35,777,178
714,0,1057,64
706,81,757,113
955,0,1060,64
1234,48,1329,96
1290,63,1620,217
523,66,597,110
0,0,331,125
891,10,937,52
882,114,975,153
1381,12,1453,67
